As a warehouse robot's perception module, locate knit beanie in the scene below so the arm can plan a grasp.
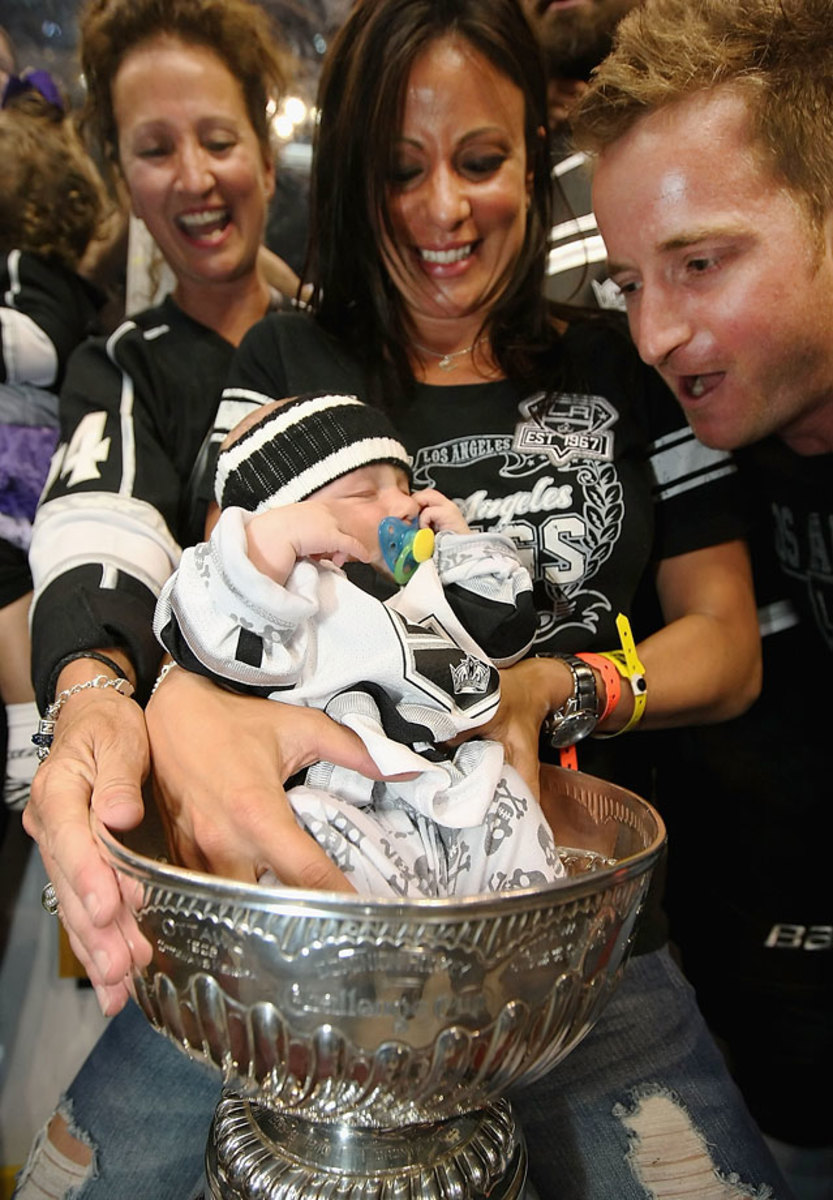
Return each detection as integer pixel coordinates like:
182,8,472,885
215,392,413,513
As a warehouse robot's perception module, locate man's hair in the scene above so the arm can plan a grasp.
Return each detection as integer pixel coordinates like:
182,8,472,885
78,0,290,193
305,0,559,404
573,0,833,230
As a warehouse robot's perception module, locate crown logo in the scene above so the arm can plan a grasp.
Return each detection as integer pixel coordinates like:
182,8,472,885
449,654,491,696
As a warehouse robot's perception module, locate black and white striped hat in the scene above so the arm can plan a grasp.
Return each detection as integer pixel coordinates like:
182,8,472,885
215,392,412,513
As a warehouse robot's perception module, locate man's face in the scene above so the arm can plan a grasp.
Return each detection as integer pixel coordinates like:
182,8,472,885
593,88,833,454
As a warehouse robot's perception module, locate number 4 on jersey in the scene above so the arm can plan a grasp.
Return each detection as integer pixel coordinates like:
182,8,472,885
59,411,111,487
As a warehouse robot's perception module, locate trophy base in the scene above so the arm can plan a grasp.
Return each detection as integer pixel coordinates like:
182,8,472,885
206,1094,528,1199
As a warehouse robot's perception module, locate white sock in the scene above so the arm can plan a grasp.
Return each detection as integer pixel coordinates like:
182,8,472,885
5,699,40,810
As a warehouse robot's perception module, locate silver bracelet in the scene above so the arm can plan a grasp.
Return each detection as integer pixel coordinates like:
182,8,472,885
32,674,136,763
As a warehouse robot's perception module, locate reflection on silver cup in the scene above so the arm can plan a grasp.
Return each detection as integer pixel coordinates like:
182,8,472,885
99,765,665,1199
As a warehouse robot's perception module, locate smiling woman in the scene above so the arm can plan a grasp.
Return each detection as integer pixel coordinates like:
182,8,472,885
381,37,532,353
114,39,275,313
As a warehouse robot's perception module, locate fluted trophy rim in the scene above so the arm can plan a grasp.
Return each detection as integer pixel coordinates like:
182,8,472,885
96,764,666,917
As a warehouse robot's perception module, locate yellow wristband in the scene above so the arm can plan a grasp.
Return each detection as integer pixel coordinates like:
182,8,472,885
598,613,647,736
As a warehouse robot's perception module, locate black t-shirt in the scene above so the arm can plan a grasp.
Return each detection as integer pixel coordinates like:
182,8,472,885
654,436,832,962
218,311,750,951
221,311,745,677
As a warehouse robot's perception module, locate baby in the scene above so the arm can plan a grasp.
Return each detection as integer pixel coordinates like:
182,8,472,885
155,392,564,897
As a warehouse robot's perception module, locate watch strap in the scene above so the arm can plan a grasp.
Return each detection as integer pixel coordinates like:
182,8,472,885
539,652,599,748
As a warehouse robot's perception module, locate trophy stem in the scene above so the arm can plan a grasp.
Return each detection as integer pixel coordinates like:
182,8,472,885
206,1093,528,1199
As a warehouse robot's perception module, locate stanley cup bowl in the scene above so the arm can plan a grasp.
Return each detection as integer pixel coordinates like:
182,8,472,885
99,765,665,1198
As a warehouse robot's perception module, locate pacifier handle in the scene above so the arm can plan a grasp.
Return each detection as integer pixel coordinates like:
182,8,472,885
379,516,435,584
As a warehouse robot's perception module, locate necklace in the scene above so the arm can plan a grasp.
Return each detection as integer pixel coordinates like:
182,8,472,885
413,336,482,372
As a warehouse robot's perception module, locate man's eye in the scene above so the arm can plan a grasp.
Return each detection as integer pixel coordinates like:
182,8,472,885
688,256,717,273
615,279,640,297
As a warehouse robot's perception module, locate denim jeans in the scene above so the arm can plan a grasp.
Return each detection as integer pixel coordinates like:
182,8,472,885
15,946,793,1199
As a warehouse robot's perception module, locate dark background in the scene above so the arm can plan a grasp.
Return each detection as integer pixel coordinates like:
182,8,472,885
1,0,351,110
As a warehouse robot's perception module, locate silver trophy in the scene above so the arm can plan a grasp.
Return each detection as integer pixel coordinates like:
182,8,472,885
99,764,665,1199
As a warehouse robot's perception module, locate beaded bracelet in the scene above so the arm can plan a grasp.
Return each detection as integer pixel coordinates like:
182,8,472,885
32,674,136,763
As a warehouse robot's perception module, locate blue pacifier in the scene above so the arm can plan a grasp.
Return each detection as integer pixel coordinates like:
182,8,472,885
379,516,435,584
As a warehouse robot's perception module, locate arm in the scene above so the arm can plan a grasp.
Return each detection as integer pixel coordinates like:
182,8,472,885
0,305,59,388
30,309,232,707
633,538,762,726
431,523,537,666
25,319,221,1009
476,538,761,794
257,245,307,305
23,647,151,1015
155,503,371,691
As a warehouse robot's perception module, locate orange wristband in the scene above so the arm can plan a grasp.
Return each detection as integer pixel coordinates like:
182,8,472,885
576,651,621,723
559,745,579,771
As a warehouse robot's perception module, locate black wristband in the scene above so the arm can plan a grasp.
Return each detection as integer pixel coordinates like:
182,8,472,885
47,650,129,706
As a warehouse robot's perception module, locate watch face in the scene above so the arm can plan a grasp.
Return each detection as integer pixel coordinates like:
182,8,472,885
545,709,597,748
567,711,598,741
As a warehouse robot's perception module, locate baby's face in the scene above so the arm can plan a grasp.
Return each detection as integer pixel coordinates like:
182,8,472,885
314,464,419,569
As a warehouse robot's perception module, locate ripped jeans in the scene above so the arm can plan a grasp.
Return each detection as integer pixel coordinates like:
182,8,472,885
14,946,793,1200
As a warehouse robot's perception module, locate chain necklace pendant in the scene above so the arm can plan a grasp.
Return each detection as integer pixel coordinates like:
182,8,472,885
414,338,481,371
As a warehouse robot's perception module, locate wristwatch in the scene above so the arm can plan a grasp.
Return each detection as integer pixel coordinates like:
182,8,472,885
539,653,599,749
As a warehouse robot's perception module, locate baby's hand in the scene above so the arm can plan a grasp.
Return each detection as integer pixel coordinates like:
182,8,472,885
246,501,370,583
413,488,470,534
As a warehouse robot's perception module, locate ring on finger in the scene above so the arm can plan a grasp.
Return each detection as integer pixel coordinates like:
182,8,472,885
41,882,60,916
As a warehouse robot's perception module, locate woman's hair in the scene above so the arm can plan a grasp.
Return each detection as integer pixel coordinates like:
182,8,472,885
573,0,833,236
306,0,559,401
78,0,291,189
0,90,105,270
